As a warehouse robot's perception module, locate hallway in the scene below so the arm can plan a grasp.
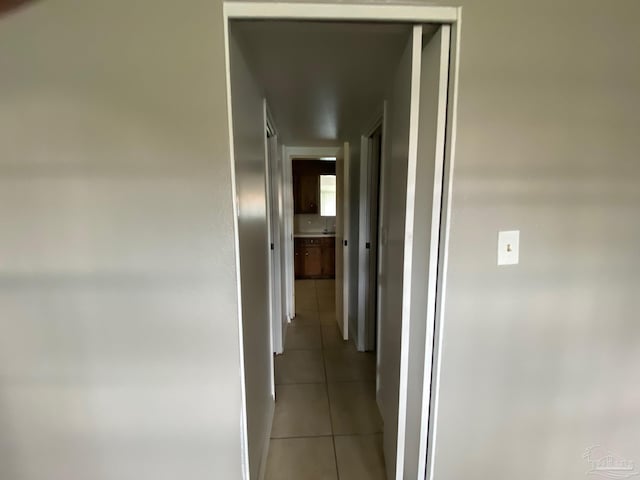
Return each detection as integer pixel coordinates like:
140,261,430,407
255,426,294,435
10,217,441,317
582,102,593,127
265,280,386,480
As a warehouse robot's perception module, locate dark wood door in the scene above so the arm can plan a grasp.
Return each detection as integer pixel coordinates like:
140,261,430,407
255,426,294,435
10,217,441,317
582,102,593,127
299,174,319,214
293,159,334,214
303,246,322,277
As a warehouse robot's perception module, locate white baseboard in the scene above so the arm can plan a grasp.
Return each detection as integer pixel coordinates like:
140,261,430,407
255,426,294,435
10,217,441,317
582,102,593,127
257,397,275,480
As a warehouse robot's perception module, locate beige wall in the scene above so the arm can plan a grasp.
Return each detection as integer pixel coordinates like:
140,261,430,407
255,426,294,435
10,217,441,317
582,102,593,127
0,1,244,479
1,0,639,479
432,1,640,478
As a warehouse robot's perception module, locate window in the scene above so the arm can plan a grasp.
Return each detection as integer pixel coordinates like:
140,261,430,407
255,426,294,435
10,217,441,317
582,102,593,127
320,175,336,216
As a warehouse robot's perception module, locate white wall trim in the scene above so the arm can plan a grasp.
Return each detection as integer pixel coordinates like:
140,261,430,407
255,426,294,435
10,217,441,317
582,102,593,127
224,2,458,23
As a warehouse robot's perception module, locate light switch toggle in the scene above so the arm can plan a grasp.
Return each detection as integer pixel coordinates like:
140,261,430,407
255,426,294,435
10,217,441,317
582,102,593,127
498,230,520,265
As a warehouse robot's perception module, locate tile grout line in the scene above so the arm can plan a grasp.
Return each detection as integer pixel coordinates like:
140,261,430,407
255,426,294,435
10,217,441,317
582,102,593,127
276,379,375,386
274,280,385,479
271,432,382,441
271,434,335,440
274,281,349,479
317,281,341,480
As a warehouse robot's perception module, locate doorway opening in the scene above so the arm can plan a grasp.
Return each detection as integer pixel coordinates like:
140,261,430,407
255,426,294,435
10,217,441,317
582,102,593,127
224,4,460,479
358,123,384,355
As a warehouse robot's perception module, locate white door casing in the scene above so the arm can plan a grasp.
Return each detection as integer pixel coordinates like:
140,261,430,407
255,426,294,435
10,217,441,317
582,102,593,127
398,24,451,480
224,5,460,479
276,142,289,354
281,145,295,328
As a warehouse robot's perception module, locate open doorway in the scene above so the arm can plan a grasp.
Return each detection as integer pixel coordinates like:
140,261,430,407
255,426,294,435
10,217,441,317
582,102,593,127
358,123,384,354
225,4,460,479
292,157,337,283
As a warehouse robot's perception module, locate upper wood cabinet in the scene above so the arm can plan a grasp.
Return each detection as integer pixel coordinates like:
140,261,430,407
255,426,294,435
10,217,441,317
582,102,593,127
297,173,319,214
293,159,336,214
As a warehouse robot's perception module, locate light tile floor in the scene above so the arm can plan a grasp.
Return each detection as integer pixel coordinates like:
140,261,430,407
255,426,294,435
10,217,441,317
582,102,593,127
265,279,387,480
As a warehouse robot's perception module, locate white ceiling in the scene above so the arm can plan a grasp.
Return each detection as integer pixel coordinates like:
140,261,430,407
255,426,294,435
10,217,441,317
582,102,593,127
230,20,413,146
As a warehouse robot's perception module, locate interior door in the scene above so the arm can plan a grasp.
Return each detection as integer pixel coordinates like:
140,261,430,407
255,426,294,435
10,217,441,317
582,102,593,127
265,130,284,355
377,24,450,480
362,127,383,352
283,147,295,322
275,143,289,352
264,117,284,353
335,143,350,340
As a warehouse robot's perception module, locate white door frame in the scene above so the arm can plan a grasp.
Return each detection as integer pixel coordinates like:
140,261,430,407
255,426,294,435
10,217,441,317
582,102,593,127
224,2,458,22
223,4,462,479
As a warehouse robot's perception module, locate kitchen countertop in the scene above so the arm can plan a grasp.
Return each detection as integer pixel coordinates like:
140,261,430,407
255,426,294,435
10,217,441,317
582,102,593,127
294,233,336,238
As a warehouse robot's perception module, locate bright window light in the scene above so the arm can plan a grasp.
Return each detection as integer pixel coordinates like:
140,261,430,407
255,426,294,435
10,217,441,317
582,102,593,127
320,175,336,217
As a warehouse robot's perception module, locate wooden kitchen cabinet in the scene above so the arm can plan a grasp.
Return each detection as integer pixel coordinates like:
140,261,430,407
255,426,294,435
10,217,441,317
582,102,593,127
303,245,322,277
293,159,336,214
297,174,319,214
295,237,335,279
320,238,335,277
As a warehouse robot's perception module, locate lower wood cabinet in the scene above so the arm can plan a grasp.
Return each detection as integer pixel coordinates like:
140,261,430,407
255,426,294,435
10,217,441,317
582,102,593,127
303,245,322,277
294,237,335,279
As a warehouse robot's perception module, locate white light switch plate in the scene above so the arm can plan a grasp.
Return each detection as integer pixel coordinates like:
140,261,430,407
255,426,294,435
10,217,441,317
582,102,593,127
498,230,520,266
